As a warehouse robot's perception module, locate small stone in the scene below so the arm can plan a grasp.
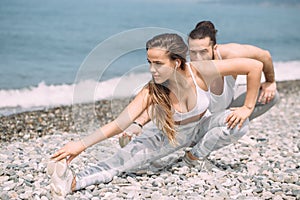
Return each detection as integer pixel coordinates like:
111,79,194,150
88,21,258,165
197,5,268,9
271,188,283,194
253,187,263,193
19,191,32,199
256,138,267,142
151,191,162,199
3,181,16,191
284,173,298,183
40,196,49,200
0,176,9,183
92,189,100,196
261,191,274,199
292,189,300,197
127,176,138,185
86,185,95,191
274,195,284,200
126,190,138,199
0,193,10,200
24,174,34,183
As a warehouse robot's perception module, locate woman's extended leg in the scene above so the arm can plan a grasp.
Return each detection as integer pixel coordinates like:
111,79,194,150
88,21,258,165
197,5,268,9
75,121,200,190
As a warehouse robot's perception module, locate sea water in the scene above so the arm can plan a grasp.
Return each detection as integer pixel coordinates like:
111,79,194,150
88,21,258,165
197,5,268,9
0,0,299,115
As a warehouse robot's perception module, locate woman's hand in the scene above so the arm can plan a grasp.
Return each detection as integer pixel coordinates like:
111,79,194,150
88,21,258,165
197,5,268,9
226,106,252,129
51,140,86,164
124,123,143,137
118,123,143,148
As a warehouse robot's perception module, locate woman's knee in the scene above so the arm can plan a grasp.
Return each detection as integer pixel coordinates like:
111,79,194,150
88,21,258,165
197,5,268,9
204,109,232,128
229,118,249,139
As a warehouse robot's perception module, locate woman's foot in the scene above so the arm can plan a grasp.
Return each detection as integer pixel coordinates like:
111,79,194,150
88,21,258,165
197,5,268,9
47,159,74,198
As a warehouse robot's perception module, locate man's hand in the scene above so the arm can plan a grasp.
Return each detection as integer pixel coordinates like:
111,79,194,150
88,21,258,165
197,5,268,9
226,106,252,129
258,82,277,104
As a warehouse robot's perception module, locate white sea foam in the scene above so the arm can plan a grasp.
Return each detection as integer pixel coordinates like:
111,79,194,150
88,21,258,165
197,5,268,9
0,61,299,115
0,73,151,115
236,60,300,84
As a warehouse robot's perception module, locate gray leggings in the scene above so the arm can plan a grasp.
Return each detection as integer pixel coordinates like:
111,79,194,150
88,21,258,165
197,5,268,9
231,88,280,120
75,110,248,190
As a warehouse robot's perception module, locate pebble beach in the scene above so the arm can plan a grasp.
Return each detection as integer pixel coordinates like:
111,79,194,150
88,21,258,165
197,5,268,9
0,80,299,200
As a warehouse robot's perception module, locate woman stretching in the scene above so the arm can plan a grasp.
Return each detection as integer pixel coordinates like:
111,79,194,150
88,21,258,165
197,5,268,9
47,33,262,198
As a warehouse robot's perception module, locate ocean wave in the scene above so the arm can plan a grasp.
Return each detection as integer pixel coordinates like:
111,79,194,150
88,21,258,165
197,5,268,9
0,61,299,115
235,60,300,84
0,73,151,115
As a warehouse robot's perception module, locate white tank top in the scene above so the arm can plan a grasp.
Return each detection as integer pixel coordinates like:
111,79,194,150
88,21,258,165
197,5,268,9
173,63,210,121
208,49,236,113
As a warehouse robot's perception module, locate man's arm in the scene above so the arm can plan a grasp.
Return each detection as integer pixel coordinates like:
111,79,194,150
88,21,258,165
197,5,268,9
220,43,275,82
219,43,276,103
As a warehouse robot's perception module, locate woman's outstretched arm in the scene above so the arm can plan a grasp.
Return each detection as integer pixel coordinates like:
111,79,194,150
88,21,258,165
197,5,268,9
51,87,150,164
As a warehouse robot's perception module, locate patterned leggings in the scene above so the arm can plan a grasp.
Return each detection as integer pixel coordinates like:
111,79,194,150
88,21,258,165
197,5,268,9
75,110,249,190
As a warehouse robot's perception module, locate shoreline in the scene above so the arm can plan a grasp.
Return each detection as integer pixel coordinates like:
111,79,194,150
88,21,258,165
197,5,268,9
1,79,300,143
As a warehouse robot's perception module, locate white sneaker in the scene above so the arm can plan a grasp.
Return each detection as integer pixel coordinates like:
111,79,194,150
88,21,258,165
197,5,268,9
47,159,74,198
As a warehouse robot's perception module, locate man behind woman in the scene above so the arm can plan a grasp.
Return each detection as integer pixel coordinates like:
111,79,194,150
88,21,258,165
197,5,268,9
189,21,279,118
120,20,279,148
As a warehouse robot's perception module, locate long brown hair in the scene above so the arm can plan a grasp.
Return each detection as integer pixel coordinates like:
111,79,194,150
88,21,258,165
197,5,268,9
145,33,188,145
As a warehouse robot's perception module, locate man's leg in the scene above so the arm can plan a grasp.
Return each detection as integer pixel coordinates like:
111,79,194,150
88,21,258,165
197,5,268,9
230,88,280,120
